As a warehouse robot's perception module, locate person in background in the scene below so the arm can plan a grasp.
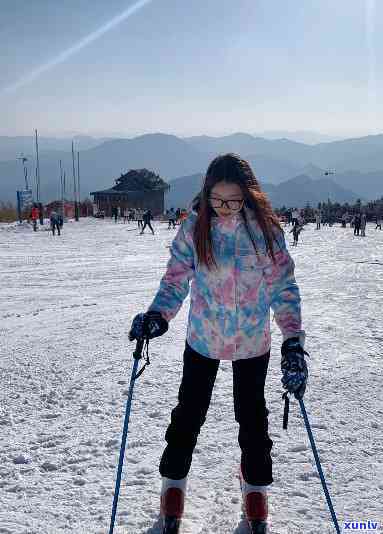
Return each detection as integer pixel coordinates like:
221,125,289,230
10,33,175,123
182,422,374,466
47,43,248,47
129,153,307,534
315,211,321,230
38,203,44,225
31,204,39,231
291,208,299,226
290,220,303,246
140,208,155,235
136,208,144,230
360,213,367,237
50,210,61,236
128,208,135,224
354,213,361,236
168,208,177,229
375,214,382,230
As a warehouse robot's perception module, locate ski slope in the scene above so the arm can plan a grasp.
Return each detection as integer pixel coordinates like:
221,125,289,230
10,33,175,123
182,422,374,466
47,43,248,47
0,218,382,534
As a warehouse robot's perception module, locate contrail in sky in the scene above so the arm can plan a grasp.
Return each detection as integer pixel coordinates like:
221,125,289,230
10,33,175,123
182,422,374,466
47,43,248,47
1,0,154,96
366,0,377,120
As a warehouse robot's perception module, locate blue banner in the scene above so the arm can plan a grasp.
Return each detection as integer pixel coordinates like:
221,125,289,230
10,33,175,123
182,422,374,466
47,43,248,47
17,189,33,221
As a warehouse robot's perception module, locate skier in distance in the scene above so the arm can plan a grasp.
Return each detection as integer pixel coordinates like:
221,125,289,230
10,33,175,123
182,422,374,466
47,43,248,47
289,220,304,246
129,153,308,534
140,208,155,235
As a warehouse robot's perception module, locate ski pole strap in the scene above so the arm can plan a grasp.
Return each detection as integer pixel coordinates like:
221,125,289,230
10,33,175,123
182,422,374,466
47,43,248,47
133,338,150,380
282,391,290,430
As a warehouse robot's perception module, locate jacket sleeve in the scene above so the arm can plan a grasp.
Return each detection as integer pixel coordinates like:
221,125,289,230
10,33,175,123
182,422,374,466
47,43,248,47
148,222,195,322
263,231,305,345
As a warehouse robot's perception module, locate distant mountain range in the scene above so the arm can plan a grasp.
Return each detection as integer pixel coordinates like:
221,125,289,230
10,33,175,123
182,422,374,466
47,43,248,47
0,132,382,208
0,135,112,162
0,134,211,204
165,172,359,210
183,132,383,174
0,130,344,161
255,130,345,145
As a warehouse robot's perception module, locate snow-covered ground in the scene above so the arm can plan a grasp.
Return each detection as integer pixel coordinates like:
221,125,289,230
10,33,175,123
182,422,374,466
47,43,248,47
0,218,382,534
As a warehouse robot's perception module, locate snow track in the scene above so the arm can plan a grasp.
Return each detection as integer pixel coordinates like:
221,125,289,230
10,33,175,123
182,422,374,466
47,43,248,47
0,219,382,533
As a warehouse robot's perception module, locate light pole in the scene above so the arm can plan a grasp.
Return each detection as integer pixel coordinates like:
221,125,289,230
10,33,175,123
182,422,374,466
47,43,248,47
71,140,79,221
77,151,81,217
35,129,41,202
34,131,44,224
323,169,336,225
60,159,65,222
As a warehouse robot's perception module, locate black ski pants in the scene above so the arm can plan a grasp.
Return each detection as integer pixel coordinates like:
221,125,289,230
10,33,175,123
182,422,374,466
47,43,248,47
51,222,61,235
159,342,273,485
141,221,154,234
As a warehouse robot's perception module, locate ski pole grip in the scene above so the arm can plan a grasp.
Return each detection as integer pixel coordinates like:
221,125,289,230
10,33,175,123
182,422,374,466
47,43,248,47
133,338,145,360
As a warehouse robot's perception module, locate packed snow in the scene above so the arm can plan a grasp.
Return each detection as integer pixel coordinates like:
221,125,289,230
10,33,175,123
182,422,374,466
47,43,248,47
0,218,382,534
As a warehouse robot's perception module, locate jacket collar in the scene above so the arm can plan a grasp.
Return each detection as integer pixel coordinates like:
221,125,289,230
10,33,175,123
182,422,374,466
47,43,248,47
211,212,242,231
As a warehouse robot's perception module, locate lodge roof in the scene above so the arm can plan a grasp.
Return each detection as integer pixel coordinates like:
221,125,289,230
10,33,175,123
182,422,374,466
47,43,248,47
90,188,151,196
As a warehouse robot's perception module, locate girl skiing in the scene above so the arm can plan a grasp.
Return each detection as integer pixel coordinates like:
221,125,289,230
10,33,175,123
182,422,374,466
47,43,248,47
129,153,307,534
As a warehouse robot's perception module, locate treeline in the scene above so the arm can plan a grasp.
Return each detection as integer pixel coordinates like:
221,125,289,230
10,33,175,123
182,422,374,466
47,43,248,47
276,197,383,222
0,202,17,222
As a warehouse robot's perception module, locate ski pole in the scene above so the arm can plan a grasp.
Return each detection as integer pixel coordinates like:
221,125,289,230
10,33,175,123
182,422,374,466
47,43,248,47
108,338,149,534
298,398,341,534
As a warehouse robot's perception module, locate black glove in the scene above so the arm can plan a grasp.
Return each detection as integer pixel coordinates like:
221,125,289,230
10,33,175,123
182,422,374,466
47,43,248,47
281,337,308,399
129,311,168,341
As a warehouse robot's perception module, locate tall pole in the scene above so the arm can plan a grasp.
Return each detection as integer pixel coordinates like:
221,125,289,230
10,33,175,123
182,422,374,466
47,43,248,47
77,151,81,217
35,129,40,202
35,141,38,200
71,140,79,221
35,131,44,224
60,159,64,221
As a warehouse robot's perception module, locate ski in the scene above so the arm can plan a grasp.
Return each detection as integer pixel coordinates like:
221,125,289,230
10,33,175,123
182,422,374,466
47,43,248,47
162,515,181,533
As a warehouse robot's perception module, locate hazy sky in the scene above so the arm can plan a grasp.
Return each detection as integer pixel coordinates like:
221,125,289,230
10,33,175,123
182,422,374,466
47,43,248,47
1,0,381,137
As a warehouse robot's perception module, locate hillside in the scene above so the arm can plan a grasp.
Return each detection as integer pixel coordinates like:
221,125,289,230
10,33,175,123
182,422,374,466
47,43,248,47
165,173,359,209
0,135,110,162
1,132,382,204
0,134,212,203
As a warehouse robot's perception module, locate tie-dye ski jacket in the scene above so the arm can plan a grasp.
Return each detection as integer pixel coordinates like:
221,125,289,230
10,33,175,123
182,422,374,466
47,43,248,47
149,209,304,360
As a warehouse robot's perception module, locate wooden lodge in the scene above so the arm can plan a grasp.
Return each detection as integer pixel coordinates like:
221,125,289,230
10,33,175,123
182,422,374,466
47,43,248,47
90,169,169,217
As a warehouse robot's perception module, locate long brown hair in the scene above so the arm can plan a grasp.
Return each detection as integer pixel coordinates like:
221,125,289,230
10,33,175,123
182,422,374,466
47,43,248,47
193,153,281,269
